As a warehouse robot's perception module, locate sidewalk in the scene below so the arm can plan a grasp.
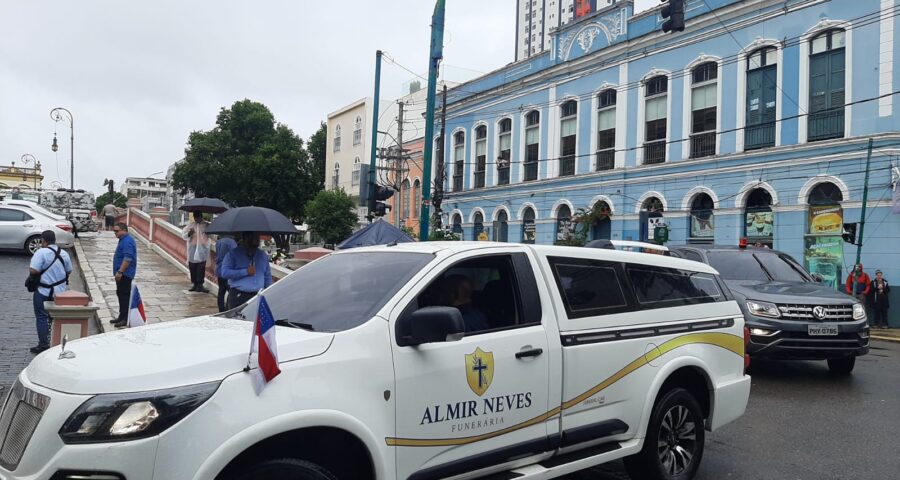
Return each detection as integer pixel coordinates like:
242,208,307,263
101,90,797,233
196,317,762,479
76,231,218,332
871,328,900,344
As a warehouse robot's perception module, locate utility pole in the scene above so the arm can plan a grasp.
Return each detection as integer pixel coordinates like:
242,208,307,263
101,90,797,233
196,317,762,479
418,0,446,241
367,50,383,222
395,101,405,227
432,85,448,230
855,138,874,265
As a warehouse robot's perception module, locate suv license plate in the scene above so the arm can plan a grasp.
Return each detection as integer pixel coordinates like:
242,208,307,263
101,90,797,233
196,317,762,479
808,324,839,336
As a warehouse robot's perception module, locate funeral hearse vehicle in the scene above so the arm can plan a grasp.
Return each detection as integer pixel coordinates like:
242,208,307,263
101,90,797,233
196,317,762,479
669,244,869,374
1,242,750,480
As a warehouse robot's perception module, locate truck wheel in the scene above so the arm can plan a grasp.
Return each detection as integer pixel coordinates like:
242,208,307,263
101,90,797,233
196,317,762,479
624,388,705,480
25,235,42,254
827,356,855,375
236,458,338,480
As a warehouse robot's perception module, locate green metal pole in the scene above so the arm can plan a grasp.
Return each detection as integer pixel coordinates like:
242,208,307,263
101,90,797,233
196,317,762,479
855,138,873,266
418,0,445,241
367,50,383,223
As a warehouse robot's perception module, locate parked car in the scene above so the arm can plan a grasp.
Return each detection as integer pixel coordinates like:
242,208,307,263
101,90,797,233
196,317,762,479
2,242,750,480
670,244,868,374
0,199,73,230
0,205,75,253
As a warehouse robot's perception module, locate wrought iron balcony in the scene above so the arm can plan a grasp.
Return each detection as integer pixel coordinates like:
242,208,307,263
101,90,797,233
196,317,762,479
808,109,845,142
497,167,510,185
690,132,717,159
643,141,666,164
559,155,576,176
524,162,538,181
474,171,485,189
452,175,463,191
596,150,615,171
744,122,776,150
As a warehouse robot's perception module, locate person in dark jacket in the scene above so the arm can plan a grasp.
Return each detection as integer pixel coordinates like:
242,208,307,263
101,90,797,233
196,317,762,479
870,270,891,329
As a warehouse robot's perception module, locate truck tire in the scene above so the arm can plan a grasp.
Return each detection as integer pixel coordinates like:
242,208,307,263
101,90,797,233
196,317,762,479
236,458,338,480
26,235,42,254
624,388,705,480
827,356,855,375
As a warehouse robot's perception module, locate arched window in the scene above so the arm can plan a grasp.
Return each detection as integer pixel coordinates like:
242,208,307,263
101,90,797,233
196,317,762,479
331,162,340,190
474,125,487,188
524,111,540,181
555,204,573,244
689,193,715,243
522,207,536,244
412,180,421,220
333,124,342,152
351,157,361,186
809,29,846,141
400,179,410,220
807,182,844,235
641,197,664,212
453,131,465,191
809,182,844,205
744,188,774,246
451,213,463,236
644,75,668,164
806,182,845,287
559,100,577,176
353,116,363,145
596,89,616,171
746,47,778,149
591,201,612,240
498,119,512,185
473,212,485,240
496,210,509,242
690,62,718,158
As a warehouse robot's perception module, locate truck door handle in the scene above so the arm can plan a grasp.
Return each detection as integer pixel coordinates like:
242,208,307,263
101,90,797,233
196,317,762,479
516,347,543,359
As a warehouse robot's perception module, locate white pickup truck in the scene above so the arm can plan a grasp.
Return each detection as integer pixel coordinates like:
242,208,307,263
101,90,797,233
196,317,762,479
1,242,750,480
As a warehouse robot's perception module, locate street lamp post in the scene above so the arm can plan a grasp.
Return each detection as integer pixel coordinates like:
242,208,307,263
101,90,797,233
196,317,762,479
18,154,39,190
50,107,74,190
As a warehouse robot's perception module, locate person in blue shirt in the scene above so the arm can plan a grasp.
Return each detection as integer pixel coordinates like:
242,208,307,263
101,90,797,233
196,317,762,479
214,234,238,312
28,230,73,353
112,223,137,328
221,232,272,310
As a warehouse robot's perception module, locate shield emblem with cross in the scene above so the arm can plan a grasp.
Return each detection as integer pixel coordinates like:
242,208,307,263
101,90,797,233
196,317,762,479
465,347,494,396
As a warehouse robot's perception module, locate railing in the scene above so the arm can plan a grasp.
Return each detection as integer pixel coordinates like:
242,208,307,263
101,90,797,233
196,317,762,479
643,141,666,164
0,166,39,175
523,162,538,181
130,209,151,239
690,132,716,159
808,109,845,142
596,150,615,171
745,122,776,150
474,171,485,189
497,167,510,185
559,156,575,176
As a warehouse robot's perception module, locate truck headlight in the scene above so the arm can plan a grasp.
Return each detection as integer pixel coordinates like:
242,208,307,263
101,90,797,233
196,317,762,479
746,300,780,318
59,381,219,444
853,303,866,320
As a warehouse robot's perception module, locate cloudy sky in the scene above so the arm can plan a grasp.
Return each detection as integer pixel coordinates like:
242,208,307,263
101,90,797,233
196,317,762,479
1,0,655,195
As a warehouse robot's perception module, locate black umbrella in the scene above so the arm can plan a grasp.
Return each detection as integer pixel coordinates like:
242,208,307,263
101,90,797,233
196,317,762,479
205,206,298,235
179,197,230,214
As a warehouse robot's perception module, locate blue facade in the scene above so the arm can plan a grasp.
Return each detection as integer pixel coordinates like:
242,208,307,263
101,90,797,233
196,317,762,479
440,0,900,322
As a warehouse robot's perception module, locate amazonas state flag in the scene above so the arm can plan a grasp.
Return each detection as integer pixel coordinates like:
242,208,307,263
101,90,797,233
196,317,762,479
127,283,147,328
250,295,281,394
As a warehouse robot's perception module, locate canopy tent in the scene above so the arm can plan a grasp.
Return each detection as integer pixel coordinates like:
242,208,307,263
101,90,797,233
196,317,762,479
337,220,415,250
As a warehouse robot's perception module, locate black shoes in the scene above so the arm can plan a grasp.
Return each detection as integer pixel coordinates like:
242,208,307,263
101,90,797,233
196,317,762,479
30,345,50,354
188,285,198,292
112,319,127,328
197,287,210,293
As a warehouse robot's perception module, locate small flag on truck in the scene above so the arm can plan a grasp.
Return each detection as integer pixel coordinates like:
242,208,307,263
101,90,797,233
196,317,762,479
248,295,281,394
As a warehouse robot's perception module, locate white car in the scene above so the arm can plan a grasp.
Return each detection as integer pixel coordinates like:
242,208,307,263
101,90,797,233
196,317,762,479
0,204,75,253
1,242,750,480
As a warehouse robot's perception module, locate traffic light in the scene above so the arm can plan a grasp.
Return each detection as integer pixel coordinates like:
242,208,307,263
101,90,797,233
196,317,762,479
842,222,858,245
357,164,370,207
661,0,685,34
372,185,394,218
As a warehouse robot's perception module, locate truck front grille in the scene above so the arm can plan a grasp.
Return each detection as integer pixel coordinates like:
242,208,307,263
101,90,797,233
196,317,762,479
778,304,854,321
0,380,50,471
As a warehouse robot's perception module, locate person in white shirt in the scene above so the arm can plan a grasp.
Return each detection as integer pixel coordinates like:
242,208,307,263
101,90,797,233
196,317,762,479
182,211,211,292
28,230,73,353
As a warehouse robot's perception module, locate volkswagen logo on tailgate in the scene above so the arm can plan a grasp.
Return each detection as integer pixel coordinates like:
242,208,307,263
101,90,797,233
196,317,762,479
812,306,827,320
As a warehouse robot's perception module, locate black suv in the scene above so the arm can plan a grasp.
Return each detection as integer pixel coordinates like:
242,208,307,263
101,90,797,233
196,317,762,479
670,245,869,374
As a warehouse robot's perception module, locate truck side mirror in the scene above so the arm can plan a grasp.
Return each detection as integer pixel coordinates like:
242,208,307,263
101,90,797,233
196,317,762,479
397,307,465,347
811,273,824,283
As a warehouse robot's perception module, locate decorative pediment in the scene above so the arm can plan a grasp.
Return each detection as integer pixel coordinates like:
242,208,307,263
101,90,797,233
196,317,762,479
556,8,628,62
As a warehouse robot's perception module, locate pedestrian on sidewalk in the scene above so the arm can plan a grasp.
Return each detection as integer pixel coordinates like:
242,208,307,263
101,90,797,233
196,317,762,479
215,234,237,312
182,211,211,293
221,232,272,310
871,270,891,329
101,202,118,231
112,223,137,328
845,264,871,304
27,230,72,353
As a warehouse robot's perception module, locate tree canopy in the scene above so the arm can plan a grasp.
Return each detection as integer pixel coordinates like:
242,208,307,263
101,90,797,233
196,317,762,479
304,189,358,246
307,121,327,192
172,100,321,221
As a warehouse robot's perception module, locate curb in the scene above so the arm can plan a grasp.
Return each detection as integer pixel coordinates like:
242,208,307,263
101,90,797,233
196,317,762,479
74,238,117,334
870,334,900,344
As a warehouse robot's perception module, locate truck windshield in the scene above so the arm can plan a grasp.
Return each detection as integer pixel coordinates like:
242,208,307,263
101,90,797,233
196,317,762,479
707,251,811,283
234,251,433,332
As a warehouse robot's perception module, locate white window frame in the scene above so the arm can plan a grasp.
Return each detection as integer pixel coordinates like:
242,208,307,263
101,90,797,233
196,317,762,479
736,39,784,152
682,56,722,159
333,124,342,152
353,116,363,145
636,70,672,165
799,19,853,144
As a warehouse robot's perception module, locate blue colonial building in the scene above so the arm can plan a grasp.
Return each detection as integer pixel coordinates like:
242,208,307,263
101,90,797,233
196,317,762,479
439,0,900,319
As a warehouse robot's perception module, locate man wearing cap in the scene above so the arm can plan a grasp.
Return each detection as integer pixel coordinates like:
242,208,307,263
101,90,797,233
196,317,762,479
871,270,891,329
221,233,272,310
845,264,871,304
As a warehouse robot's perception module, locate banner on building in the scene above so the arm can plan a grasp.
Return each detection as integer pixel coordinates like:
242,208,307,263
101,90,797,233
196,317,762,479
523,220,536,243
804,236,844,291
690,212,715,238
808,205,843,235
745,211,774,240
575,0,596,19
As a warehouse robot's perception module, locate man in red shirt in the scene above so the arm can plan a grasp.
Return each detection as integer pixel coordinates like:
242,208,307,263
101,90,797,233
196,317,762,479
845,264,872,303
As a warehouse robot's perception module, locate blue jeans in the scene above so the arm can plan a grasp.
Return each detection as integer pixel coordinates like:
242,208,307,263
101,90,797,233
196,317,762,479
32,291,51,347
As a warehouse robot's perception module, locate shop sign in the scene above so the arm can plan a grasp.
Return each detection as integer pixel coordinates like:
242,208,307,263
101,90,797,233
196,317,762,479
808,205,843,235
804,236,844,291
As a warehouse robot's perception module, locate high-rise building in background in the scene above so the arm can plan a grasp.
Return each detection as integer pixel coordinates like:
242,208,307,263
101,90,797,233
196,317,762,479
515,0,617,61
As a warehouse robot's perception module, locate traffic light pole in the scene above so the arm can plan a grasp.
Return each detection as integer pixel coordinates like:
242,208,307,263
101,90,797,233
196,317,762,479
367,50,383,223
418,0,445,241
855,138,873,265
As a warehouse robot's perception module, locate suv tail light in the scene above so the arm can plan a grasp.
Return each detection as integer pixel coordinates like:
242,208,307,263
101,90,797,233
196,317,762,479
743,326,751,374
90,209,98,218
57,223,73,232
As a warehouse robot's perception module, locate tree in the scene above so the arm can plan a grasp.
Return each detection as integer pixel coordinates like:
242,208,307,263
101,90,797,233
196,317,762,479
307,121,327,191
95,191,126,213
304,189,358,246
172,99,320,222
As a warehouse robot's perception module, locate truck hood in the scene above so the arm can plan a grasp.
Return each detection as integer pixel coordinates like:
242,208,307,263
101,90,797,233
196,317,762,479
26,316,334,395
725,280,857,304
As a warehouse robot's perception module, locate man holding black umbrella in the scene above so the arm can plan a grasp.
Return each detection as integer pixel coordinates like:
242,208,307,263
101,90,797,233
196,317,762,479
221,232,272,309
